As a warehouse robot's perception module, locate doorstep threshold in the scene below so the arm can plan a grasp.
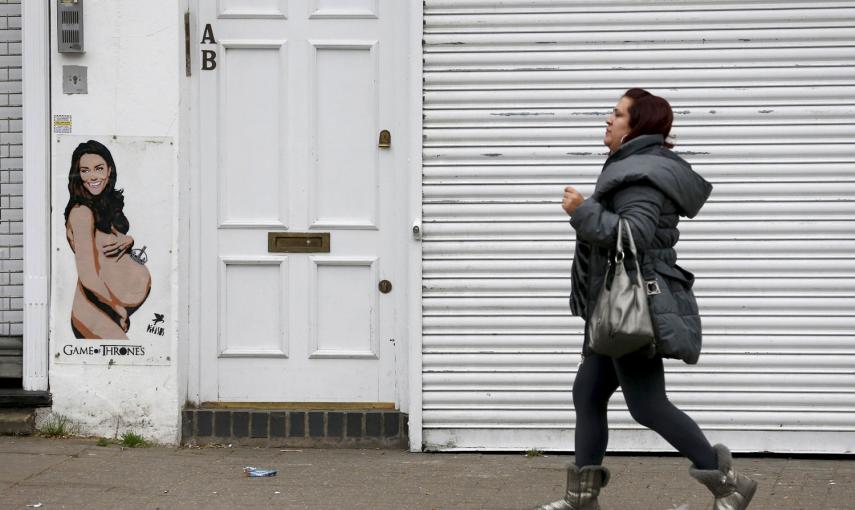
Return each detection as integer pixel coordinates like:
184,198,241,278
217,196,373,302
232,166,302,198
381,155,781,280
198,402,396,411
0,389,52,408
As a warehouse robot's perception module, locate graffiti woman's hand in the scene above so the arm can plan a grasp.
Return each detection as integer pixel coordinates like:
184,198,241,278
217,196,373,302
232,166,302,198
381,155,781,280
103,234,134,258
114,306,129,332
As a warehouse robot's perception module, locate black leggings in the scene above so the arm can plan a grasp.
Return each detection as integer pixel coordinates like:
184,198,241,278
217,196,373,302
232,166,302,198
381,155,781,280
572,352,718,470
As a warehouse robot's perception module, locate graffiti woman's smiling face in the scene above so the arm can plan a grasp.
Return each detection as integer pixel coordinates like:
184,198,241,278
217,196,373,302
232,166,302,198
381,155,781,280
78,154,111,196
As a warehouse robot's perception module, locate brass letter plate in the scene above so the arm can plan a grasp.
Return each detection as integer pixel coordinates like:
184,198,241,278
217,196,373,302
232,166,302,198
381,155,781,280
268,232,331,253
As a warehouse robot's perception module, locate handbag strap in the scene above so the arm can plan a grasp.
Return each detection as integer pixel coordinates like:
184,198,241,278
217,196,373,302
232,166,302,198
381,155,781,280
615,218,623,259
615,218,646,287
622,218,639,259
614,218,639,262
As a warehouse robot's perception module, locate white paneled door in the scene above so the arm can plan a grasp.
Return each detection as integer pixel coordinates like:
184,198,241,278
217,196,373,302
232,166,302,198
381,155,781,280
197,0,408,403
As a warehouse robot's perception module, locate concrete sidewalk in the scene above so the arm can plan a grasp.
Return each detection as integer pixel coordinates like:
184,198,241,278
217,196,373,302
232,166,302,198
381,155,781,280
0,437,852,509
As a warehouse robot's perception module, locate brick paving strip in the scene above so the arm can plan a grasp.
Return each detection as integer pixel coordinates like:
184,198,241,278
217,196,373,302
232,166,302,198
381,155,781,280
0,437,853,509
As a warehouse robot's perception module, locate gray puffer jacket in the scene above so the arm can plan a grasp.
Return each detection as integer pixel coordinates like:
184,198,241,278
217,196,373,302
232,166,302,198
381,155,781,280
569,134,713,364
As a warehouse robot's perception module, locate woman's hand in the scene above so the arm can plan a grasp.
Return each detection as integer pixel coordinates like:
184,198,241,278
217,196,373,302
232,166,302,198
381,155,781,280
113,305,129,332
103,233,134,258
562,186,585,215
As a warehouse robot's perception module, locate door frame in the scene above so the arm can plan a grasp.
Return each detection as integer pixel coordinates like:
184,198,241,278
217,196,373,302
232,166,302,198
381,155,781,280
21,0,51,391
404,0,424,452
183,0,424,449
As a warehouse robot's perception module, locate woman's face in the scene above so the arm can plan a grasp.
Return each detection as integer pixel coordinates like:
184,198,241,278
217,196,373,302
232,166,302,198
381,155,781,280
604,96,633,153
78,153,111,196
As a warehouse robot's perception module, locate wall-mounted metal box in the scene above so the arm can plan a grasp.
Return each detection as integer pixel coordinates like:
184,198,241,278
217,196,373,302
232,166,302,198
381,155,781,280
62,65,87,94
57,0,84,53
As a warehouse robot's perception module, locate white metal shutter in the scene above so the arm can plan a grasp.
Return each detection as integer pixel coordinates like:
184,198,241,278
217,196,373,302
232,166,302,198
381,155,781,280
421,0,855,453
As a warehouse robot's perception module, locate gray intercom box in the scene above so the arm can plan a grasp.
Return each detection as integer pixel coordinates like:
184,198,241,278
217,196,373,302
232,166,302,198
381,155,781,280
57,0,84,53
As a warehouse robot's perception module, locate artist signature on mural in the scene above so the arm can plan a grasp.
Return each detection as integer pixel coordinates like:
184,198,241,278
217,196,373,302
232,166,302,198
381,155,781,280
147,313,166,336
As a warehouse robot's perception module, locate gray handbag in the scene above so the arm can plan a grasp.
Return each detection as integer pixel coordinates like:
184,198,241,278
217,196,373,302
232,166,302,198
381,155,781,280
587,218,656,357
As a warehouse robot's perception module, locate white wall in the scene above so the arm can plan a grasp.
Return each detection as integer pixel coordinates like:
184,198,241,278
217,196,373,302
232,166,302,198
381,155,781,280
49,0,184,444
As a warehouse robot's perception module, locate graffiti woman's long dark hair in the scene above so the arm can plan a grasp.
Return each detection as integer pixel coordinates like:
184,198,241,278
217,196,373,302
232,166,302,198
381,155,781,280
63,140,129,234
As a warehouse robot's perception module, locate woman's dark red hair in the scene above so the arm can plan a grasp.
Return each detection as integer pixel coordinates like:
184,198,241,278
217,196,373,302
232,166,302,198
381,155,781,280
622,88,674,148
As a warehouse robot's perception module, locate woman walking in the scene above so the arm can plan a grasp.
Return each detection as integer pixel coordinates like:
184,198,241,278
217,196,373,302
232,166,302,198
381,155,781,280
536,89,756,510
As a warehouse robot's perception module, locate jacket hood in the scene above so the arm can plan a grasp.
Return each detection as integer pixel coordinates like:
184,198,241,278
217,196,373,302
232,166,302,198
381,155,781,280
594,134,713,218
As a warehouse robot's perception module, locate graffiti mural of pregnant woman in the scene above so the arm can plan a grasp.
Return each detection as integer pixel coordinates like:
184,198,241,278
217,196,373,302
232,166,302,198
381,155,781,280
63,140,151,339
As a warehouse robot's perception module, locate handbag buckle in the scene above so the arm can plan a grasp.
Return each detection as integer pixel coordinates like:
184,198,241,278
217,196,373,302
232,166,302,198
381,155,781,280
645,279,662,295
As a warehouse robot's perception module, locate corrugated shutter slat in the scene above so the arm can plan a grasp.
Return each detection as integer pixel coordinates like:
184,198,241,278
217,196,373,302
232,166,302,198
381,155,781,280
422,0,855,453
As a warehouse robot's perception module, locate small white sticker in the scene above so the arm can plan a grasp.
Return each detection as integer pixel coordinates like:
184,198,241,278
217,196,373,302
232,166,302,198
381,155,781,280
53,114,72,134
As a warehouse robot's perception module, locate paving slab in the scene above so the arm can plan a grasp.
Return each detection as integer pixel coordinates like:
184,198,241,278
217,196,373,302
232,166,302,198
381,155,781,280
0,437,91,457
0,437,853,509
0,452,70,484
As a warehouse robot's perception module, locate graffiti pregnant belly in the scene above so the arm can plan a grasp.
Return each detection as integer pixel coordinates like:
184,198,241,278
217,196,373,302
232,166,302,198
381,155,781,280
95,233,151,307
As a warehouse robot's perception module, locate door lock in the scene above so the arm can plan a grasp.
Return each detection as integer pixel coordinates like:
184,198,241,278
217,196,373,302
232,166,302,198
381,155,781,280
378,280,393,294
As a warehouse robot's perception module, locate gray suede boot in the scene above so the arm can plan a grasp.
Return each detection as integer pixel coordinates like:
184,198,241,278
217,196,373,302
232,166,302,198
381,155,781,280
689,444,757,510
535,464,610,510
